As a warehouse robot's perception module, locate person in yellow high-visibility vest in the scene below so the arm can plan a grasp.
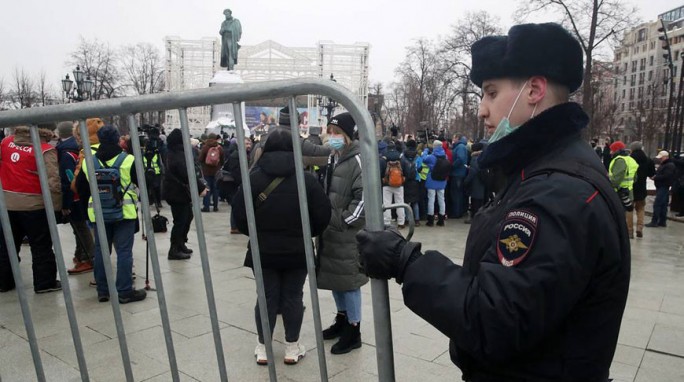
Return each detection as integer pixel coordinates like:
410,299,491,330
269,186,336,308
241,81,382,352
75,125,147,304
608,140,639,239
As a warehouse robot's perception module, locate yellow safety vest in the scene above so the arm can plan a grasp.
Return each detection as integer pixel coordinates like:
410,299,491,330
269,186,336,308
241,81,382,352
609,155,639,191
83,153,138,222
143,154,161,175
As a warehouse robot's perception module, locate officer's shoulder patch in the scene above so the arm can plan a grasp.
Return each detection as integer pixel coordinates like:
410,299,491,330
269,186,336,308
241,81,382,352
497,209,538,267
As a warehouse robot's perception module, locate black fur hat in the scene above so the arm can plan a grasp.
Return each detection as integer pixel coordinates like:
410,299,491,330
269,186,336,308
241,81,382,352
470,23,583,93
278,106,299,127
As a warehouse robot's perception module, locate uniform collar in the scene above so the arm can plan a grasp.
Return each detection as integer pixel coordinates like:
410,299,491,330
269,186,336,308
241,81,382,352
478,102,588,174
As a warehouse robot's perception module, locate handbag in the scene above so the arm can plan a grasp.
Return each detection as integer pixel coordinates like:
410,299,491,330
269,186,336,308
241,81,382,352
254,177,284,209
152,213,169,233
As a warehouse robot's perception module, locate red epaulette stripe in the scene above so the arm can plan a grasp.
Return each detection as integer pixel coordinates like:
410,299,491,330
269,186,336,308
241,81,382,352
585,190,599,204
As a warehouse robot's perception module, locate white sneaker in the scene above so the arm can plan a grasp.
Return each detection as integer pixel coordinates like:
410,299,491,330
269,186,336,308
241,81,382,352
284,341,306,365
254,342,267,365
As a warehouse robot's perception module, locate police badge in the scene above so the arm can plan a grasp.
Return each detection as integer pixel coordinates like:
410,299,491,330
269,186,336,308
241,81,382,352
497,209,538,267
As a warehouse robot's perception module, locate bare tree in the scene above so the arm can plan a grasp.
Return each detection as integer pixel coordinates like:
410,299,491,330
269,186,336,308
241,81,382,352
0,77,5,110
10,68,36,109
36,70,57,106
119,42,165,124
515,0,637,138
119,43,165,96
68,36,121,100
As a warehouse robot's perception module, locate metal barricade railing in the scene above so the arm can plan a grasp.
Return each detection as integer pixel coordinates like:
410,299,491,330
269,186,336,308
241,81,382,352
0,79,394,382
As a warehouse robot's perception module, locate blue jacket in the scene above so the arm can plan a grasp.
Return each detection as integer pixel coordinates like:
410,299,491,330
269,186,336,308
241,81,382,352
56,137,81,214
451,137,468,177
422,146,448,190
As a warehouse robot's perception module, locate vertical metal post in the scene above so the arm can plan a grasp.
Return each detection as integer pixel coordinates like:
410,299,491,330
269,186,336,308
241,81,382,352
232,103,278,382
177,108,229,382
287,97,329,381
352,107,397,382
29,125,90,382
77,119,134,382
126,115,180,382
0,185,45,382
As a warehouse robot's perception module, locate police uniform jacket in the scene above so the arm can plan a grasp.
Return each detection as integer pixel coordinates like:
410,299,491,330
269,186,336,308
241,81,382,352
401,103,630,382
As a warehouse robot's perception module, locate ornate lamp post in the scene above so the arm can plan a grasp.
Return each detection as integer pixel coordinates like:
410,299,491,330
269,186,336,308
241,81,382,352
61,66,94,102
317,73,338,124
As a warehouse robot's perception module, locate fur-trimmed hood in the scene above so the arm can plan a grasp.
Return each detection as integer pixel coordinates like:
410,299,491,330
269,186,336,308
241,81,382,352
12,126,55,145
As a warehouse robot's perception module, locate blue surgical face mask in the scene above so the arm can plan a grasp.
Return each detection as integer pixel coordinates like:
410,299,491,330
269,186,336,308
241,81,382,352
328,136,345,151
487,81,537,144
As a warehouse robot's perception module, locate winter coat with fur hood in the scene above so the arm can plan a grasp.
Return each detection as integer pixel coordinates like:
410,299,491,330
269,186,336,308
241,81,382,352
0,126,62,211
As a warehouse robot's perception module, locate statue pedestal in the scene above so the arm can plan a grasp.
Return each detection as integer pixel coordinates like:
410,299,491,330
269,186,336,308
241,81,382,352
206,71,249,137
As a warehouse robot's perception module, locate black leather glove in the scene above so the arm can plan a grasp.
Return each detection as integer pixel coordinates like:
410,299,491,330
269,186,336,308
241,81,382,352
356,228,422,284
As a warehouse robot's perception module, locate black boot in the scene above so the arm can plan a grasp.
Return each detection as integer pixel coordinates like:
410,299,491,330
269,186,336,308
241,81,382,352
322,311,347,340
331,322,361,354
437,214,445,226
426,215,434,227
180,243,193,254
168,244,191,260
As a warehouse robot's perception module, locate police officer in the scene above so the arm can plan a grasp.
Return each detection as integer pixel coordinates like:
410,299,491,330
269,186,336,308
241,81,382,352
357,23,630,381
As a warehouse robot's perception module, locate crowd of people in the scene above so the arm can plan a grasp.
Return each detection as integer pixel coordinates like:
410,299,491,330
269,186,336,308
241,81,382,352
4,20,684,381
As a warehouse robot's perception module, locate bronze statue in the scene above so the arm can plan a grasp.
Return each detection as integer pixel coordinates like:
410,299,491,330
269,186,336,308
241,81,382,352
220,9,242,71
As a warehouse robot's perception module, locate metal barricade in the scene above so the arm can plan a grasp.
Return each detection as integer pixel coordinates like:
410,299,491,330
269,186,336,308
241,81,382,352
0,79,395,381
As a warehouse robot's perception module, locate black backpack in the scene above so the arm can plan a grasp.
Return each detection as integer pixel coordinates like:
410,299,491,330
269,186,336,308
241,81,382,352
431,157,451,181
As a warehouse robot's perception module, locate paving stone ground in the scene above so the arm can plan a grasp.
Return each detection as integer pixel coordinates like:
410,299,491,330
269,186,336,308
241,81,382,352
1,203,683,381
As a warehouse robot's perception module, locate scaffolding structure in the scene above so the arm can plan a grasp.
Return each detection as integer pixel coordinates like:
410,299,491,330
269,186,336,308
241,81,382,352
164,37,370,135
164,37,219,133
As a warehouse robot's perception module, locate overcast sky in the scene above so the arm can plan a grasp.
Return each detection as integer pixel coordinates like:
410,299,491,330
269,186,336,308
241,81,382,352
0,0,677,96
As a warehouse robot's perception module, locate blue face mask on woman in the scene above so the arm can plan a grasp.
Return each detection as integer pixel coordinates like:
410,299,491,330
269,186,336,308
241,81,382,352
328,136,345,151
488,80,538,144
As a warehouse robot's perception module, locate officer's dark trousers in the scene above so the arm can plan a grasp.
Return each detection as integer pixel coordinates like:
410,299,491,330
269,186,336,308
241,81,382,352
0,210,57,291
169,203,193,246
651,186,670,226
254,268,307,344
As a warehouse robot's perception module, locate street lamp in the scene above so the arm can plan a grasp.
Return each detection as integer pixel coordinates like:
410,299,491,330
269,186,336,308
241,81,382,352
61,66,94,102
317,73,338,124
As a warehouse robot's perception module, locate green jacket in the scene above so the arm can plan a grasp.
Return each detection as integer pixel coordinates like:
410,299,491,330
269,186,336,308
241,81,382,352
317,141,369,291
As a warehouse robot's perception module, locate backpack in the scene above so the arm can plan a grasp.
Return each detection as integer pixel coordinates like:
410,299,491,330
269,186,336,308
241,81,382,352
205,146,220,166
384,160,405,187
92,153,132,223
431,157,451,181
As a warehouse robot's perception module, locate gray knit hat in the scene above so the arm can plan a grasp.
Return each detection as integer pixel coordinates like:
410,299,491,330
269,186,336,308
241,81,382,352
57,121,74,139
629,141,643,151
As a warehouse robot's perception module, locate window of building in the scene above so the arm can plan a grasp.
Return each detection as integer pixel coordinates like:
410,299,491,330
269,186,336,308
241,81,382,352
638,87,644,97
647,84,652,95
675,66,678,77
616,52,622,61
648,70,653,81
639,72,645,85
650,55,654,66
637,28,647,42
621,103,625,112
622,89,626,98
629,88,635,100
631,60,637,73
635,46,640,54
624,63,628,72
624,75,627,85
640,58,646,71
646,99,650,108
629,101,634,109
650,41,656,50
631,74,636,86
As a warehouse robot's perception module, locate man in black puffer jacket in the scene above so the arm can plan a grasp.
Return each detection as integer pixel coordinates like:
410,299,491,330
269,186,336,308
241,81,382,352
357,23,630,382
646,150,677,228
232,127,331,365
162,129,207,259
629,141,655,237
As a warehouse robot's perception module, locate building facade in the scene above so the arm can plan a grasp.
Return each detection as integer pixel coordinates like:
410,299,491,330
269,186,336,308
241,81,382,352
164,37,369,135
612,5,684,152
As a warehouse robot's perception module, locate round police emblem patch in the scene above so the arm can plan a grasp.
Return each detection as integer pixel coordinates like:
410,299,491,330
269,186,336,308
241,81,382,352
497,210,538,267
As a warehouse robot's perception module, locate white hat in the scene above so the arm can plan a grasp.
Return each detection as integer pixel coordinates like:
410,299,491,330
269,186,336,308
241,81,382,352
656,150,669,159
